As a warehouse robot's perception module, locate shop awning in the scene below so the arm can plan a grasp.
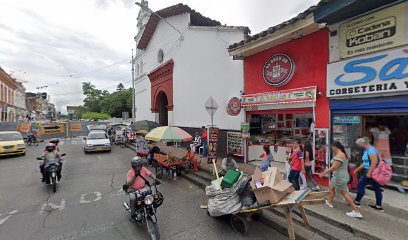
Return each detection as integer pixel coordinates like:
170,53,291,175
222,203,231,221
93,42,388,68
330,95,408,114
241,86,317,107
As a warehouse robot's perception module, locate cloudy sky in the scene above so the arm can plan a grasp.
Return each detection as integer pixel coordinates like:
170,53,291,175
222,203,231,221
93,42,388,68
0,0,319,113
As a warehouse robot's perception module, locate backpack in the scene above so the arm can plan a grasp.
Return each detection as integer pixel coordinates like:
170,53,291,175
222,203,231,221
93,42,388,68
371,150,393,186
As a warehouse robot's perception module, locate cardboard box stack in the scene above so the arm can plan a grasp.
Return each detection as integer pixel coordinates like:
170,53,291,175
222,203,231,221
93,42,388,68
250,167,294,204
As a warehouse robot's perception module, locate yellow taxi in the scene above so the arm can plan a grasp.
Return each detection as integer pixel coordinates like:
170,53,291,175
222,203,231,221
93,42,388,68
0,131,27,156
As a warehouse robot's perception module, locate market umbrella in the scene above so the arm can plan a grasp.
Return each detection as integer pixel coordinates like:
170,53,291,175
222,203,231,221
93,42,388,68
145,126,192,142
130,120,160,132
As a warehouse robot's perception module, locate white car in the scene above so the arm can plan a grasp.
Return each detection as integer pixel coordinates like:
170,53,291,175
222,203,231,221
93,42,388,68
83,130,111,153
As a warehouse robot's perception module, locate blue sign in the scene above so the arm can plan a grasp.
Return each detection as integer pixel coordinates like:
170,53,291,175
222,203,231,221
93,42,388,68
328,47,408,97
333,116,361,124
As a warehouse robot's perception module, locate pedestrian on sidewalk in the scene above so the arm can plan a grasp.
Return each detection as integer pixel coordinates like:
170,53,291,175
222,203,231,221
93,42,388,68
304,142,320,191
259,145,273,172
288,139,303,191
201,126,209,161
319,141,363,219
354,138,383,212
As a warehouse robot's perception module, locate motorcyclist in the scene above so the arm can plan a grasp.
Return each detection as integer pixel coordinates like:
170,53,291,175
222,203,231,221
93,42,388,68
123,156,159,220
40,143,63,182
48,138,61,152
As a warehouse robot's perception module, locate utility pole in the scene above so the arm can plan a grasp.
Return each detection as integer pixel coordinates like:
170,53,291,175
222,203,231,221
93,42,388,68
131,49,136,123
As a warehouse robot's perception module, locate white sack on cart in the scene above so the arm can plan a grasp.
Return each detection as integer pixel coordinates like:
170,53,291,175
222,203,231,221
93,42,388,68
205,174,246,217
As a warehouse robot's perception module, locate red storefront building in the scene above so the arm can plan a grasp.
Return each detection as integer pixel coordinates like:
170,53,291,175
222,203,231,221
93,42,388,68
229,7,330,173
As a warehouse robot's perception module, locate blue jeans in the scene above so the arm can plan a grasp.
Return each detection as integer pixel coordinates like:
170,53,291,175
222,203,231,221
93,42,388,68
355,169,383,206
202,140,208,157
148,155,153,165
288,169,301,190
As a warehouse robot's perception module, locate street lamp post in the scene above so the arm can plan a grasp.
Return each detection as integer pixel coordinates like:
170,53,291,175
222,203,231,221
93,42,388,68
131,49,136,123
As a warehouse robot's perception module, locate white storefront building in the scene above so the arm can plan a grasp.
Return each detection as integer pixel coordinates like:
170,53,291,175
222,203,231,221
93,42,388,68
133,2,249,153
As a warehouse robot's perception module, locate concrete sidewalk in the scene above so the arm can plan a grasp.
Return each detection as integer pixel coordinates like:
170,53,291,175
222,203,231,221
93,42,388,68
128,143,408,240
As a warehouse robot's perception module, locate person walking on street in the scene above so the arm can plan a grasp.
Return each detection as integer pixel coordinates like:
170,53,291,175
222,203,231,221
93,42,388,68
354,138,383,211
259,145,273,172
319,141,363,219
304,142,320,191
288,139,303,191
201,126,209,161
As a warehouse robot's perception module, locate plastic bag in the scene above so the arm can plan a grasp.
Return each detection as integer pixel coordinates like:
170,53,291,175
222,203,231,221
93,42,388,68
206,174,246,217
236,178,256,208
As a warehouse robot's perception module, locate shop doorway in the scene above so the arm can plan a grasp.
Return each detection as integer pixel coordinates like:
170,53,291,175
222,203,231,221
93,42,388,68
157,91,168,126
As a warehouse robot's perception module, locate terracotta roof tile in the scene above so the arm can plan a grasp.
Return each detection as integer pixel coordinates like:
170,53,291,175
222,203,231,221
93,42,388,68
228,3,321,52
137,3,221,49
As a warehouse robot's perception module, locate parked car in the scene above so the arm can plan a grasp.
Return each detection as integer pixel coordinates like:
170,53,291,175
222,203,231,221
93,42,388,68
0,131,26,156
83,130,111,153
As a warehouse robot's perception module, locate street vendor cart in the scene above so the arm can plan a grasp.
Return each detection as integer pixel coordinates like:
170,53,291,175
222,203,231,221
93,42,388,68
153,153,190,179
227,190,329,239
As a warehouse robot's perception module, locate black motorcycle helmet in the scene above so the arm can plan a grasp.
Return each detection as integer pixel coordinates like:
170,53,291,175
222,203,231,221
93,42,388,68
45,143,56,152
49,138,60,146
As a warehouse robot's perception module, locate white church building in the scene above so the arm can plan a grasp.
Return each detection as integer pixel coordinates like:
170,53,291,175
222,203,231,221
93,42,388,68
133,2,249,153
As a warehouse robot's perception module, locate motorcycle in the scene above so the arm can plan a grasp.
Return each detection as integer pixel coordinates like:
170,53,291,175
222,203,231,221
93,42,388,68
25,135,39,146
37,153,66,193
123,181,163,240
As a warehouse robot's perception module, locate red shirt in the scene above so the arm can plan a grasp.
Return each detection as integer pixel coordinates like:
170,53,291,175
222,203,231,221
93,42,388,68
290,148,303,171
127,167,152,190
202,130,208,141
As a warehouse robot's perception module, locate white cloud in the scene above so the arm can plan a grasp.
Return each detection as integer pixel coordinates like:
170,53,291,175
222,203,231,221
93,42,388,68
0,0,320,112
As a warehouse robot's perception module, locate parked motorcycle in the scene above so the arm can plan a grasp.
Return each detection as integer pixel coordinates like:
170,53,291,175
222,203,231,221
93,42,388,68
37,153,66,192
123,181,163,240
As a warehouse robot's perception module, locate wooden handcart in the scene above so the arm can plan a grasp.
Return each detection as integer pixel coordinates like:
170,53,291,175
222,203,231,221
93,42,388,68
226,190,330,239
153,153,189,179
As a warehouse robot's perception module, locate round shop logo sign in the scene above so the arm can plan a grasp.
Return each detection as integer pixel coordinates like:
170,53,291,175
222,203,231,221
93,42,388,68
226,97,241,116
263,53,295,86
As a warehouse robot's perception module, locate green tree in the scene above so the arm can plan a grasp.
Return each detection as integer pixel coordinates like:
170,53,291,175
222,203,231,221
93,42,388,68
82,82,108,112
116,83,125,91
82,112,111,121
100,88,132,118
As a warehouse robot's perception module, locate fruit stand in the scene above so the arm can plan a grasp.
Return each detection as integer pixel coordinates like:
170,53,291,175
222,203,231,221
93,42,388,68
153,153,188,179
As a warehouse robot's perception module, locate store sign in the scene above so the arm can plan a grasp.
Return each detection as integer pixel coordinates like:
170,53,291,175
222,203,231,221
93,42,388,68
241,86,316,106
227,132,242,155
333,116,361,124
263,53,295,86
327,47,408,97
240,122,250,139
226,97,241,116
339,2,407,58
208,127,219,162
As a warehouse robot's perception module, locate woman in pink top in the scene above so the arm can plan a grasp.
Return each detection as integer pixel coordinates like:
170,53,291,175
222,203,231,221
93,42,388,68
259,145,272,172
303,143,319,191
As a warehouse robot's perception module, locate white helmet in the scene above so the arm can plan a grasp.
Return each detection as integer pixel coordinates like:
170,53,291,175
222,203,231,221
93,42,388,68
131,156,142,167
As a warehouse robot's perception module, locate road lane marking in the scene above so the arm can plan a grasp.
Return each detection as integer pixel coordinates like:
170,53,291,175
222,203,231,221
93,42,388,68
80,192,102,204
0,209,18,225
40,199,66,214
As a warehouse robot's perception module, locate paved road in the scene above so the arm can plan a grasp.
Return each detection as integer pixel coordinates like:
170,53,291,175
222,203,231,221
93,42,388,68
0,141,286,240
